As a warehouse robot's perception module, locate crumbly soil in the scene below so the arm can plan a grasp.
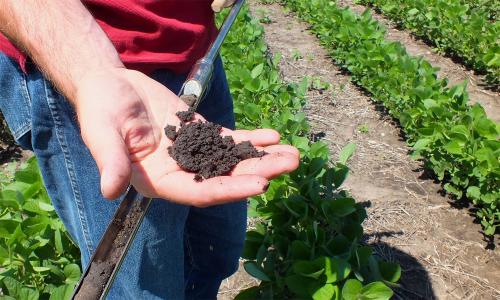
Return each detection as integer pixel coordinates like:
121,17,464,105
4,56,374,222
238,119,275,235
167,113,265,181
219,2,500,299
337,0,500,123
74,198,146,300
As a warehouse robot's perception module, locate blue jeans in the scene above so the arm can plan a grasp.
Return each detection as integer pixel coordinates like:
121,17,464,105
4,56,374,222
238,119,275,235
0,53,246,299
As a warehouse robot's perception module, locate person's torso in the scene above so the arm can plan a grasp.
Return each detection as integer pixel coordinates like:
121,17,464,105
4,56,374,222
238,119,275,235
0,0,217,74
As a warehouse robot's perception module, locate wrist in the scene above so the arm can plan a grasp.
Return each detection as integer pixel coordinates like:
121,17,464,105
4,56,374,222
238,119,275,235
71,65,126,108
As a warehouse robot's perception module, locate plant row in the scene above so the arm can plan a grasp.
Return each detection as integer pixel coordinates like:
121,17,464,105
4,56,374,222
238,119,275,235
220,7,400,300
283,0,499,236
355,0,500,88
462,0,499,20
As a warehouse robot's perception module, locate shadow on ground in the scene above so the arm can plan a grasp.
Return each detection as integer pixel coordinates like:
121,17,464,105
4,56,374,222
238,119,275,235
367,234,436,300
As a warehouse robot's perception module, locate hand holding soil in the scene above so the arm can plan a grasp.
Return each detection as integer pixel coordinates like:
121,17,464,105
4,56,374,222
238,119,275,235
75,68,299,206
132,109,300,207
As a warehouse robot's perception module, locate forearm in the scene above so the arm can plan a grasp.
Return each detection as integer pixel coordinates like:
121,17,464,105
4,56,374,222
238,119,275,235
0,0,123,102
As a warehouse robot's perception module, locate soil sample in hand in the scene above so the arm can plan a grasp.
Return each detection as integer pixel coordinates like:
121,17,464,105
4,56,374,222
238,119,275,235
165,110,266,181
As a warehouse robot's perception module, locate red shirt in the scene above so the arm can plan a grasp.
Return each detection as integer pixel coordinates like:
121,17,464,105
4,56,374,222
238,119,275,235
0,0,217,74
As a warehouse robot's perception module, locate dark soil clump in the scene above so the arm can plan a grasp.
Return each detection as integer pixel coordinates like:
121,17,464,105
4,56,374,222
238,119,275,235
164,125,177,140
166,111,266,181
176,108,195,123
180,94,198,107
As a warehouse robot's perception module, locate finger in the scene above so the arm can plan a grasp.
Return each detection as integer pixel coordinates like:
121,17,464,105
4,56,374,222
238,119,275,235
81,121,131,200
211,0,236,12
257,144,300,157
220,128,280,146
155,172,269,207
231,150,300,179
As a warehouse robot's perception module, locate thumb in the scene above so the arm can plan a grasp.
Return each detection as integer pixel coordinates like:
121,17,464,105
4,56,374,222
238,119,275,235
81,121,131,200
211,0,236,12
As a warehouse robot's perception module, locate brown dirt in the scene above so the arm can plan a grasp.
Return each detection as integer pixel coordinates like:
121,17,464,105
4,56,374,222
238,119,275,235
167,115,265,181
338,0,500,123
218,2,500,299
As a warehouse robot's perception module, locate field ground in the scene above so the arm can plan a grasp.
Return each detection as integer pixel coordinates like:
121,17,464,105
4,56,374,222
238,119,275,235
220,2,500,299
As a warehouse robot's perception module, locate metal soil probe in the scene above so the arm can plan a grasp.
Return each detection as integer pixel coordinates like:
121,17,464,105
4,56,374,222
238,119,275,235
71,1,245,298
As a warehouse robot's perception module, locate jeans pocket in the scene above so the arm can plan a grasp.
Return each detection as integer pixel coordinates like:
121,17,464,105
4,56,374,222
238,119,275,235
0,53,32,143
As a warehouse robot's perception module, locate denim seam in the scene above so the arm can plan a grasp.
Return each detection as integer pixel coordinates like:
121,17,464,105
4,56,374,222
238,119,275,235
11,68,33,140
12,123,31,141
43,80,94,258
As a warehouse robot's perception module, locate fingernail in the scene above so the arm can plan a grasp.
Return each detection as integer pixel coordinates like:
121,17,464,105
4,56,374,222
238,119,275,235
263,182,270,192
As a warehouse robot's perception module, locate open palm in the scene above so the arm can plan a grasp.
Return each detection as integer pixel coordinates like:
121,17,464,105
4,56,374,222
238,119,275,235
75,68,299,206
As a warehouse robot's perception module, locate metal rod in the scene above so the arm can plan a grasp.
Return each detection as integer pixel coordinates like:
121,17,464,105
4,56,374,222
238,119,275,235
71,188,151,300
206,0,245,62
181,0,246,107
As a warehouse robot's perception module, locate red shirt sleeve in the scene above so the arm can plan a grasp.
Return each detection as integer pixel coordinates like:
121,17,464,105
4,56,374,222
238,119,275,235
0,0,217,74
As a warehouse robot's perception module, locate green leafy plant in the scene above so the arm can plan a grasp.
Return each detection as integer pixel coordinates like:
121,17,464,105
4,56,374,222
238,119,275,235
308,76,331,92
0,157,81,299
292,49,304,61
355,0,500,88
236,144,398,300
221,8,399,299
283,0,499,236
358,124,369,134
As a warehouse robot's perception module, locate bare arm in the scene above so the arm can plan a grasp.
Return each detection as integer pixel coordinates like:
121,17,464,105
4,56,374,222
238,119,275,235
0,0,123,101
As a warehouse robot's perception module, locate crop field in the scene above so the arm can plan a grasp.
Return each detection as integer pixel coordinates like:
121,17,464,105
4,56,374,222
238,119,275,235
0,0,499,299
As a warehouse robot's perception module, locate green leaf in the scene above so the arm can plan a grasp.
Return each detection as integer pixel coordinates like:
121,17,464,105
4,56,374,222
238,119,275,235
243,261,270,281
444,140,463,155
2,277,39,300
292,135,310,151
312,283,335,300
484,225,496,236
32,266,51,272
360,282,393,299
444,183,463,198
466,186,481,200
290,240,311,260
38,201,55,212
14,170,39,184
325,198,356,217
407,8,419,15
378,261,401,283
413,138,431,151
283,195,308,218
7,225,26,246
49,284,75,300
0,220,21,238
242,231,264,259
338,143,356,164
235,286,260,300
55,229,64,254
342,279,363,300
353,246,372,268
293,260,325,279
64,264,81,284
285,274,317,298
327,235,352,256
251,63,264,79
332,165,349,188
324,257,351,283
